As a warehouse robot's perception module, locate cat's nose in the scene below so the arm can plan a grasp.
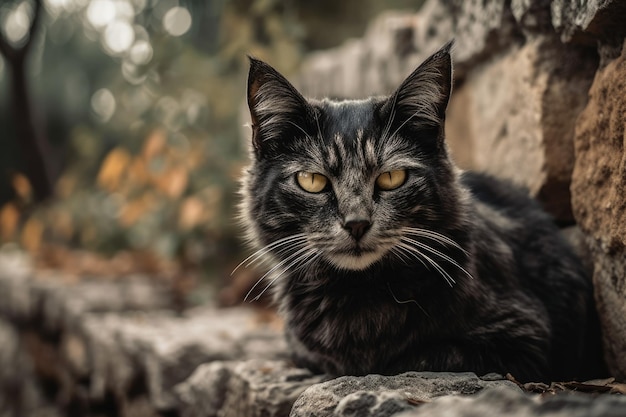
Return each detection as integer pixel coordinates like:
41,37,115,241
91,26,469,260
343,219,371,241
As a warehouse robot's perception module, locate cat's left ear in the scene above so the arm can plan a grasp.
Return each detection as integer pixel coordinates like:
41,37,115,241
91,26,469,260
247,57,314,158
380,40,453,138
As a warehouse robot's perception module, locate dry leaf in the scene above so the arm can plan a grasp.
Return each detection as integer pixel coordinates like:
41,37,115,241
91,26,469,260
21,217,44,252
12,172,32,202
97,147,131,191
0,203,20,241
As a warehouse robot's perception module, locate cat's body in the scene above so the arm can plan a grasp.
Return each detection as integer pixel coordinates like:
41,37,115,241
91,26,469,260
241,42,604,382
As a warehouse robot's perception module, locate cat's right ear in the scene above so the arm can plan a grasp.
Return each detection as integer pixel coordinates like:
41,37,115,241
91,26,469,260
247,57,313,158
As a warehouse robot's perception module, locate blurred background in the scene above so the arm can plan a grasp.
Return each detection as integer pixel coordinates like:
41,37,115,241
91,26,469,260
0,0,424,304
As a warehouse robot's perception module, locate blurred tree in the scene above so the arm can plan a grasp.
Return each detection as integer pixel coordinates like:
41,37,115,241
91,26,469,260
0,0,425,290
0,0,55,202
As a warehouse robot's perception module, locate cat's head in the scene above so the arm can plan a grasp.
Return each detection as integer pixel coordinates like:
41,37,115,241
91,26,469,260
241,42,466,273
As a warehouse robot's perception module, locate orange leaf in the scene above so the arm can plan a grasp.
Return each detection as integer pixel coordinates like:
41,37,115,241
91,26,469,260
142,129,167,160
178,196,205,230
21,217,44,253
0,203,20,241
12,172,32,202
157,167,188,199
98,147,131,191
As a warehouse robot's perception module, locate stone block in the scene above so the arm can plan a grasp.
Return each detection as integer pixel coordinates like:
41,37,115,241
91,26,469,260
396,386,626,417
571,39,626,380
438,0,522,69
551,0,626,45
290,372,520,417
174,360,325,417
76,307,288,410
446,36,597,222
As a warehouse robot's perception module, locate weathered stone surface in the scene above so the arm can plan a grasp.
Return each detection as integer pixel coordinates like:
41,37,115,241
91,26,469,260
439,0,522,68
511,0,553,33
571,39,626,380
297,12,426,99
175,360,325,417
447,36,596,221
0,249,173,328
75,307,287,410
0,318,63,417
551,0,626,45
396,386,626,417
290,372,520,417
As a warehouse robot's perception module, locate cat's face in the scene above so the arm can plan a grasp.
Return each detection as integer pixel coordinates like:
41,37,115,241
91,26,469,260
242,43,461,273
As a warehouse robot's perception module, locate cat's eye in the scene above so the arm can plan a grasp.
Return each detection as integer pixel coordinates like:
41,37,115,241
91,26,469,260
376,170,407,191
297,172,328,193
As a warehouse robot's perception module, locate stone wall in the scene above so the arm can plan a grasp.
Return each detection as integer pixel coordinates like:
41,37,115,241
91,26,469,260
297,0,626,380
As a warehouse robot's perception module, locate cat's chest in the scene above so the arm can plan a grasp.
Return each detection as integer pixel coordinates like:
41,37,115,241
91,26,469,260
285,280,418,347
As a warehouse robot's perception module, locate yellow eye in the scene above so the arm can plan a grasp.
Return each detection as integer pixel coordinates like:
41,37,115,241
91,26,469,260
376,170,407,191
297,172,328,193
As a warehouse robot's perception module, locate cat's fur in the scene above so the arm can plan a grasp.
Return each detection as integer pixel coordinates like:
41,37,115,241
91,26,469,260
240,42,604,382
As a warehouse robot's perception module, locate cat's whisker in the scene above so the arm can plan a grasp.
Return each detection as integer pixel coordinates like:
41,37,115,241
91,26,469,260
386,282,429,317
395,242,433,272
314,110,324,141
232,233,307,275
252,248,319,301
401,236,473,279
397,241,456,287
245,245,310,302
387,101,433,140
287,120,313,139
401,227,470,256
389,246,412,266
380,92,399,142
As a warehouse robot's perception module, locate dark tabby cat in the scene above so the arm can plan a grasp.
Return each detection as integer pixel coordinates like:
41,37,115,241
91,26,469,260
239,42,604,382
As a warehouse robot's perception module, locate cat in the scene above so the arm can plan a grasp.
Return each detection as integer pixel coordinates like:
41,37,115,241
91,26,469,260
239,41,605,382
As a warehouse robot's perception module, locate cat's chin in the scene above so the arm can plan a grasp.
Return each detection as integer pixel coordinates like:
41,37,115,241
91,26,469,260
326,250,384,271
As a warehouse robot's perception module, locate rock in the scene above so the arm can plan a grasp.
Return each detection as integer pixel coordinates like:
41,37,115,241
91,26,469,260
175,360,325,417
395,386,626,417
290,372,520,417
297,12,426,99
570,39,626,380
0,318,63,417
76,306,288,410
551,0,626,46
0,249,173,329
438,0,522,70
446,36,597,222
510,0,552,33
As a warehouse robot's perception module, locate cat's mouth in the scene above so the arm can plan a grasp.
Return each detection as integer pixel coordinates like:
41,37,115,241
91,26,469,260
326,246,386,271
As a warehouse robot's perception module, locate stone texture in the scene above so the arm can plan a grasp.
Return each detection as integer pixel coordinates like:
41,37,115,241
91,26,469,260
551,0,626,46
0,318,63,417
439,0,523,68
76,307,287,410
511,0,553,33
571,39,626,380
0,250,288,414
396,386,626,417
175,360,325,417
290,372,520,417
0,249,173,328
446,36,596,221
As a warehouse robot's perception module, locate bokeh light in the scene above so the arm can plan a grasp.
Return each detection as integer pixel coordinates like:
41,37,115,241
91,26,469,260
103,20,135,54
2,1,33,45
162,7,191,37
129,39,153,65
86,0,116,29
91,88,116,122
